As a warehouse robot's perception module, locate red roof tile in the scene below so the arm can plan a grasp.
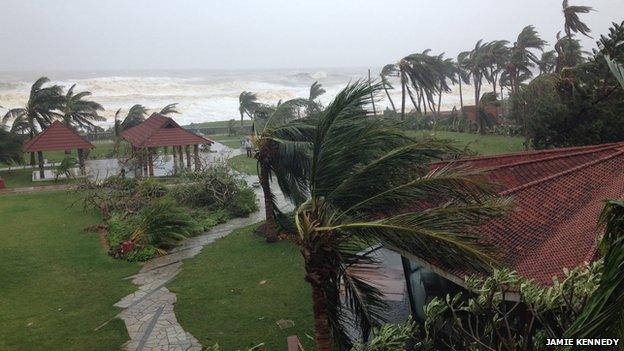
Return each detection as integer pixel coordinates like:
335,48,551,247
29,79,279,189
425,143,624,286
23,121,94,152
121,113,212,148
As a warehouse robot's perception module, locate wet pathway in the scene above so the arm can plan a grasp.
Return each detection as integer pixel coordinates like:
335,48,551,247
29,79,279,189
114,143,292,351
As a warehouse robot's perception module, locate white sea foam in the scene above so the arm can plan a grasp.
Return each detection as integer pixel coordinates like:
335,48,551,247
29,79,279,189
0,68,489,127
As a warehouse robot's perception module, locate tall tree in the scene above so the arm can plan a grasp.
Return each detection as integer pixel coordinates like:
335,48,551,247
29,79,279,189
1,77,64,165
538,50,558,74
159,103,180,116
295,81,508,350
238,91,258,127
380,64,398,113
483,40,510,97
61,84,105,131
307,81,326,115
562,0,593,38
555,32,588,71
120,104,148,130
456,52,470,113
461,40,489,133
253,98,314,242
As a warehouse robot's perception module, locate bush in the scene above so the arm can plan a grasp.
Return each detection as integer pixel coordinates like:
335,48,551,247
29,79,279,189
130,199,200,249
125,246,159,262
170,162,258,216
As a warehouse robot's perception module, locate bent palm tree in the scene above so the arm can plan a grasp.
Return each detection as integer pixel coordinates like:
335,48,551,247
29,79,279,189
538,50,558,74
307,81,326,115
239,91,258,127
295,81,509,350
562,0,593,38
120,104,148,130
62,84,105,131
2,77,64,164
159,103,180,116
380,64,398,113
253,98,314,242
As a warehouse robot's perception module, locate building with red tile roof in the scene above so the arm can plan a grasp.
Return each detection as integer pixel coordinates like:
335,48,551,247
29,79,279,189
402,142,624,317
120,113,213,177
22,121,94,179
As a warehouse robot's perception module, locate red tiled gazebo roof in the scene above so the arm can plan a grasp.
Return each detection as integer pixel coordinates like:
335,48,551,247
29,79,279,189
121,113,212,148
23,121,95,152
413,142,624,287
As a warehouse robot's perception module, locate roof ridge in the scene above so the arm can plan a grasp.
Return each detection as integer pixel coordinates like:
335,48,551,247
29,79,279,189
501,148,624,196
484,144,621,172
433,142,623,166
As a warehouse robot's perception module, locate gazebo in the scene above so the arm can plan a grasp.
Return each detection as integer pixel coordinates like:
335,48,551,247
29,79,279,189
120,113,213,177
23,121,95,180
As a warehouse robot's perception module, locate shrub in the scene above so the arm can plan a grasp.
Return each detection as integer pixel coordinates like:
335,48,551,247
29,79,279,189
170,162,258,216
106,214,132,247
125,246,159,262
130,199,200,249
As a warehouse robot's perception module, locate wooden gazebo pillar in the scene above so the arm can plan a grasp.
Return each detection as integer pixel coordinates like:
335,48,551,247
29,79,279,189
185,145,191,170
77,149,86,176
178,146,185,170
37,151,45,179
172,146,178,175
147,148,154,177
193,144,200,171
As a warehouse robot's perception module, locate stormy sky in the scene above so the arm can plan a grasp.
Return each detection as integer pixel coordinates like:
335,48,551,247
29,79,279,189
0,0,621,71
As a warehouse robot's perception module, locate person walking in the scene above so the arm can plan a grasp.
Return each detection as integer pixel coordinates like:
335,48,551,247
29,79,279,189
244,138,253,158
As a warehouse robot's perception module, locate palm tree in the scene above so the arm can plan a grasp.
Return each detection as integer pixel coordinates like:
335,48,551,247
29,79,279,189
159,103,180,116
307,81,326,115
456,52,470,113
404,50,439,117
606,56,624,88
1,77,64,165
380,64,398,113
483,40,510,97
562,0,593,38
538,50,558,74
295,81,509,349
113,109,122,137
120,104,148,130
238,91,258,127
398,58,410,120
504,25,547,95
252,98,314,242
461,40,489,133
554,32,587,71
432,54,458,118
0,128,24,165
61,84,105,131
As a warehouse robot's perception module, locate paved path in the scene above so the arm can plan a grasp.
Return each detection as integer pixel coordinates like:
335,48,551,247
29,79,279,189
114,143,292,351
0,183,75,195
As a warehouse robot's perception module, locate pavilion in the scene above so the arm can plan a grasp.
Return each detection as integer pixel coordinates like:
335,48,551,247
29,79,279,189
23,121,95,180
120,113,213,177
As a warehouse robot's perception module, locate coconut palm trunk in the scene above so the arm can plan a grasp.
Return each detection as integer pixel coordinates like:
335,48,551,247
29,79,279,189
257,147,278,243
400,74,407,121
381,78,397,112
304,249,333,351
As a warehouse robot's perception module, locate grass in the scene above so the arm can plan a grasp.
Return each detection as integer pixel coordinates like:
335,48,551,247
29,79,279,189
0,191,140,351
169,224,313,350
411,130,525,155
227,154,258,176
210,134,247,149
0,168,75,188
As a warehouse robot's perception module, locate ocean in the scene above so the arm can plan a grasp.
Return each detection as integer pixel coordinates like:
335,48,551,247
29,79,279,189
0,68,483,128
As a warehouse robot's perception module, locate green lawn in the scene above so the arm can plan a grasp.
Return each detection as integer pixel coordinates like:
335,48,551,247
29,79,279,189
0,168,75,188
411,130,525,155
0,192,140,351
169,224,313,350
210,134,246,149
227,154,258,176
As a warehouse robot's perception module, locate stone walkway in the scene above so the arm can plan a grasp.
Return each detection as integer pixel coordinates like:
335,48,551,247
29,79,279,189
114,143,292,351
